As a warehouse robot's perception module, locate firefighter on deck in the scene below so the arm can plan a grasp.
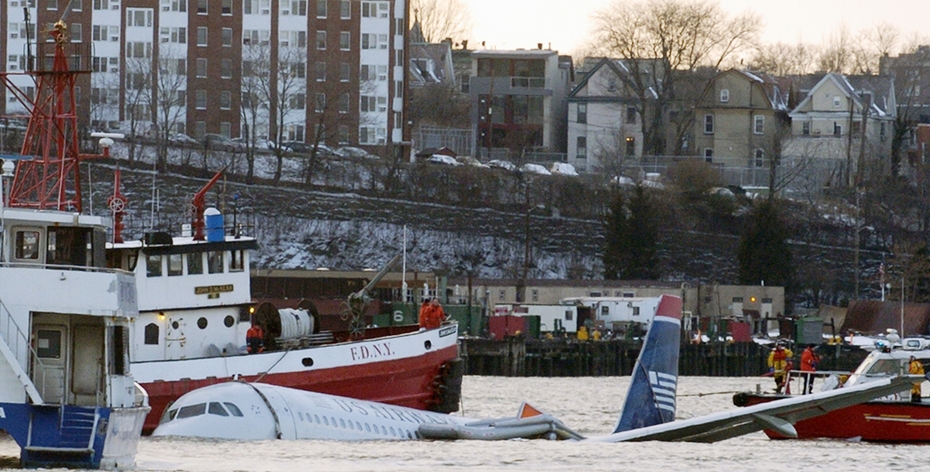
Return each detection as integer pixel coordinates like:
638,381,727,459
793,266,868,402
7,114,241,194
247,321,264,354
910,356,924,402
768,341,793,394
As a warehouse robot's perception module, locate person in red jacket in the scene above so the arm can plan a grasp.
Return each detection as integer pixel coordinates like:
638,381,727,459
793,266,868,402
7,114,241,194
800,344,820,394
246,322,264,354
419,298,445,329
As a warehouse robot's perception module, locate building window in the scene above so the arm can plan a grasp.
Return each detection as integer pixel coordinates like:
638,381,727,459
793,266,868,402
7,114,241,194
70,24,82,42
338,125,349,144
626,106,636,124
315,93,326,112
220,91,231,109
704,114,714,134
197,27,207,46
576,103,586,124
220,122,231,138
703,148,713,162
576,136,586,158
197,0,207,14
196,58,207,78
754,115,764,134
340,31,351,50
625,137,635,156
339,93,349,113
290,93,306,109
833,122,842,136
317,0,327,17
754,149,764,167
316,62,326,81
720,89,729,103
340,62,350,82
221,59,232,78
222,0,232,14
340,0,350,18
194,121,206,138
196,90,206,109
222,28,233,46
833,96,841,108
802,121,810,136
316,31,327,49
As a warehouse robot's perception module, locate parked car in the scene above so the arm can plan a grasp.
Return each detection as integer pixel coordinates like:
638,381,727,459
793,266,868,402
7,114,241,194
550,162,579,176
282,141,309,153
338,146,378,159
169,133,198,145
202,133,242,151
488,159,516,171
458,156,490,168
427,154,462,166
520,163,551,175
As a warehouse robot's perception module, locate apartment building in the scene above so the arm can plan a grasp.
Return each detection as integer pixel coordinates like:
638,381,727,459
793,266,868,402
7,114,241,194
0,0,408,154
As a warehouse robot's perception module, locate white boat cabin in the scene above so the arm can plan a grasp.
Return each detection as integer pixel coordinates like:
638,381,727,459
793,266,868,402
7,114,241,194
0,208,139,407
107,232,259,362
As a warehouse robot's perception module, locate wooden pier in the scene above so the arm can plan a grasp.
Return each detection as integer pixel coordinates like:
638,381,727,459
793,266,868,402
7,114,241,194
460,337,868,377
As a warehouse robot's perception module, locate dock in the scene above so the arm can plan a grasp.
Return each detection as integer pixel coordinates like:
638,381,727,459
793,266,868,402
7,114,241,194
460,338,868,377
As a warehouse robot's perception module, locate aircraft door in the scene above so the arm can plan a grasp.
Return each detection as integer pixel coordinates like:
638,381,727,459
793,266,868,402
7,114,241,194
72,325,104,406
32,325,68,404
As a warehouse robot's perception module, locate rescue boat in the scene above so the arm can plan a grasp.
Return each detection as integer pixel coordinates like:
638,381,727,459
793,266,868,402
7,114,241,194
733,338,930,442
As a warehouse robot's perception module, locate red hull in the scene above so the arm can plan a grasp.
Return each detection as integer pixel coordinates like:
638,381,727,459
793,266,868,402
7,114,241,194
739,394,930,442
141,342,458,435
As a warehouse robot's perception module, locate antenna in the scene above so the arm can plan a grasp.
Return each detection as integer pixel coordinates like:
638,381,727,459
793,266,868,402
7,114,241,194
23,8,33,72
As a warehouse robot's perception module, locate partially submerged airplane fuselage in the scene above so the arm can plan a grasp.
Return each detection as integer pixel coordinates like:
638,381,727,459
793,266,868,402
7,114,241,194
153,295,917,442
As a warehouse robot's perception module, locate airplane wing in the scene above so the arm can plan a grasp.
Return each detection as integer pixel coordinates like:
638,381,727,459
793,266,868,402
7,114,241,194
591,375,915,443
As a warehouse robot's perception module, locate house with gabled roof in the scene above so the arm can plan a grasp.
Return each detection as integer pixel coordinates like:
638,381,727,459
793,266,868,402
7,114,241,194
783,73,896,186
566,57,649,174
692,69,790,175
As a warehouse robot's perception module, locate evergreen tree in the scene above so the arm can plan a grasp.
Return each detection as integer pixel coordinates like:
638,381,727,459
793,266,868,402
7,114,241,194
603,191,629,279
738,199,792,287
625,185,660,280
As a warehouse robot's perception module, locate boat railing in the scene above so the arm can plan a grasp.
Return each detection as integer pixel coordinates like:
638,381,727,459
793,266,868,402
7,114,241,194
0,297,48,404
0,260,133,276
781,369,850,395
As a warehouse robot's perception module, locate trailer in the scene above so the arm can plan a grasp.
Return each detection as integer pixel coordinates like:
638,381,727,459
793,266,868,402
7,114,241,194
494,304,579,334
559,297,661,332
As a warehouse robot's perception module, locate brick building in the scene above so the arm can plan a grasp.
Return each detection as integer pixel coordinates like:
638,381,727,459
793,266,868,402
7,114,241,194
0,0,408,155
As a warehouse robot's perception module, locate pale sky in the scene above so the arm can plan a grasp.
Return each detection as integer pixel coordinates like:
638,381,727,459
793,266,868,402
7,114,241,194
464,0,928,57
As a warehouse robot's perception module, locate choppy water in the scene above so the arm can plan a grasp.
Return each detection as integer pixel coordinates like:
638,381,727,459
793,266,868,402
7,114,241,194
1,376,924,471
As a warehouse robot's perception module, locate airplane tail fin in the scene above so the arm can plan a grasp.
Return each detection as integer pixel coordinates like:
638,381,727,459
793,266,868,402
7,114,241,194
612,295,682,434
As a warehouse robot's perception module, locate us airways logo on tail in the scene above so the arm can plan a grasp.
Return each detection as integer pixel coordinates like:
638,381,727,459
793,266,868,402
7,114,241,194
650,371,677,413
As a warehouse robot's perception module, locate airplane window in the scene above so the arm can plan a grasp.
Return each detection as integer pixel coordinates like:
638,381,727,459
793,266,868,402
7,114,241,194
365,424,371,432
224,402,243,417
331,417,337,427
339,419,346,428
348,421,354,430
323,417,329,426
381,426,388,435
208,402,229,416
298,412,304,421
356,421,362,431
314,415,321,424
164,408,178,423
177,403,207,419
390,427,395,436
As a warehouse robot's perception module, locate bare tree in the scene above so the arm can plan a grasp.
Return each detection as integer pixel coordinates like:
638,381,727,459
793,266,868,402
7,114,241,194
749,42,820,76
592,0,761,155
410,0,474,43
252,44,307,184
151,45,189,172
123,55,153,162
240,44,271,182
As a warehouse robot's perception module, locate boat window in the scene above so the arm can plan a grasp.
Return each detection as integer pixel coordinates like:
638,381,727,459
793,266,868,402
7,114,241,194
197,317,208,329
147,254,163,277
144,323,159,345
108,326,129,375
866,359,902,376
14,230,40,260
177,403,207,419
208,402,229,416
187,252,204,274
36,329,62,358
224,315,235,327
168,254,183,276
207,251,224,274
47,227,90,266
223,402,243,417
230,250,244,272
